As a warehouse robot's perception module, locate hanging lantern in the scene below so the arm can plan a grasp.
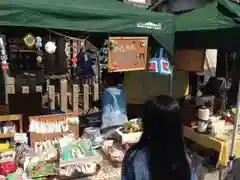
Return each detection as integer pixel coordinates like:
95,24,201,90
23,33,36,48
45,41,56,54
71,57,77,63
1,63,8,70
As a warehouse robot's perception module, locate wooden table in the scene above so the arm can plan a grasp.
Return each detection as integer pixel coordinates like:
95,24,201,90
184,125,240,167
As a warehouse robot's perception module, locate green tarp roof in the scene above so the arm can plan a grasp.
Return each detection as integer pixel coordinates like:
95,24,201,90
177,0,240,32
0,0,175,54
176,0,240,49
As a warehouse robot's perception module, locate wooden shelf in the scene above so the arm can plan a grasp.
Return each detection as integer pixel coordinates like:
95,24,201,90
0,133,13,138
0,114,23,134
0,114,22,122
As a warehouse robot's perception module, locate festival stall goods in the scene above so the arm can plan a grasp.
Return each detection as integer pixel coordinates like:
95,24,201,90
15,143,33,169
101,140,125,167
59,138,101,179
82,127,103,149
0,115,23,138
115,118,143,144
23,148,60,179
0,150,15,176
14,133,28,145
28,113,79,149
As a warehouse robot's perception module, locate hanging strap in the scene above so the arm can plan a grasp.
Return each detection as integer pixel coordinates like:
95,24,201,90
155,47,164,59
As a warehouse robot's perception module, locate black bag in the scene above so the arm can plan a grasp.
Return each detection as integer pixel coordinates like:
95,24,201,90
202,77,226,97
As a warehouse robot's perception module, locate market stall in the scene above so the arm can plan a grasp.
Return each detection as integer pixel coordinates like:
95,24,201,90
0,0,178,179
174,1,240,178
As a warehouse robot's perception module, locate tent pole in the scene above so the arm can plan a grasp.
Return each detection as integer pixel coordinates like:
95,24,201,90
169,67,173,96
229,80,240,169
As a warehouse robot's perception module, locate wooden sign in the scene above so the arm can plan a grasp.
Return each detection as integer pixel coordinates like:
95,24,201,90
108,37,148,72
29,113,80,149
174,49,205,72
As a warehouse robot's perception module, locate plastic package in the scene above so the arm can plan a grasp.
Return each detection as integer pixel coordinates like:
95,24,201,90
3,122,15,134
82,127,103,148
101,86,128,129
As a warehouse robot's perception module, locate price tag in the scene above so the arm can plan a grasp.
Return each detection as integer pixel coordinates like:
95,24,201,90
21,86,29,94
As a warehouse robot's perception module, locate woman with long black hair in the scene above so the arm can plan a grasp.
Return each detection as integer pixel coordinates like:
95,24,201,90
121,95,197,180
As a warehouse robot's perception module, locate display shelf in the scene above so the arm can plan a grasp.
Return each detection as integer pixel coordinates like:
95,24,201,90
0,114,23,139
0,133,13,138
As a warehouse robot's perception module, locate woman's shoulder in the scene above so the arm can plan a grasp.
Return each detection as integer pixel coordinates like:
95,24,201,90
124,146,148,164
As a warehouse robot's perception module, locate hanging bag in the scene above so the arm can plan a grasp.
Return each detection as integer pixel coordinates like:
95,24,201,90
148,47,171,75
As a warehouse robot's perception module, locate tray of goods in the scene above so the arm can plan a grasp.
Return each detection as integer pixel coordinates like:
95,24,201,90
115,118,143,144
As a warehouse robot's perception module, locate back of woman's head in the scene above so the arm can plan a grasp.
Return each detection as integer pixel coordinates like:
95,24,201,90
142,95,182,140
138,95,191,180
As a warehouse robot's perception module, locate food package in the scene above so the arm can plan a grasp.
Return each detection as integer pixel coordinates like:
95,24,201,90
2,122,16,134
15,144,33,167
7,171,23,180
59,163,100,179
101,140,125,166
0,150,16,176
23,148,59,178
0,161,15,176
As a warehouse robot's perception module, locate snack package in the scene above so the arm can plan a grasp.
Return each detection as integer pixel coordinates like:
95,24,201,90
101,141,124,165
24,148,59,178
3,122,15,134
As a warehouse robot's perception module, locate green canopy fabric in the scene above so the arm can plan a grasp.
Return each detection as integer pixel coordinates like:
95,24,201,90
0,0,175,54
175,0,240,49
176,1,240,32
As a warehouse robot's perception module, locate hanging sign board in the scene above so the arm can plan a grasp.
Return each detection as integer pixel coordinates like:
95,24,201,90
108,37,148,72
174,49,205,72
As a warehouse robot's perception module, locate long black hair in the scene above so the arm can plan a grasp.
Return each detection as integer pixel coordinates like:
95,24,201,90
135,95,191,180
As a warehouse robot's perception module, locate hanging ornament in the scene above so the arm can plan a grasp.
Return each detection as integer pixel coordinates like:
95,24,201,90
45,41,56,54
23,33,36,48
36,56,43,64
140,40,146,47
1,63,8,71
109,40,117,49
72,63,77,68
71,57,77,63
0,54,7,62
35,36,43,48
71,57,77,68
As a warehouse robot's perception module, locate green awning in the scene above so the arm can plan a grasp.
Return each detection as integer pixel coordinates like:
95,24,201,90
0,0,175,54
176,1,239,32
175,0,240,49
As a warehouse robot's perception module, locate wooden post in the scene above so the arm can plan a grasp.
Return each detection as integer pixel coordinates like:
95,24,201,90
48,85,55,110
83,84,89,111
72,84,79,112
93,83,99,101
60,79,68,112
